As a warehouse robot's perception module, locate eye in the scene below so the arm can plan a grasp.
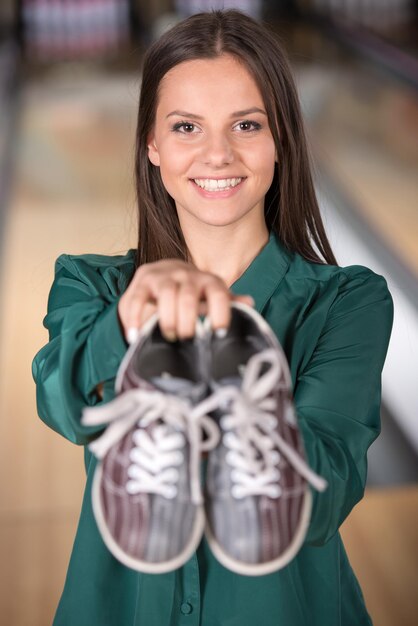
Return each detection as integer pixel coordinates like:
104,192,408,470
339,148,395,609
235,120,262,132
171,121,198,134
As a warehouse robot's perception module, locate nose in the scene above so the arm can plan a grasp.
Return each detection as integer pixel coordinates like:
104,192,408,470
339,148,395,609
201,132,234,168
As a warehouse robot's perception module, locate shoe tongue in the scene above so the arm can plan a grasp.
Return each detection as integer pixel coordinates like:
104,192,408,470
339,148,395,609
215,376,242,389
214,364,246,389
150,374,206,402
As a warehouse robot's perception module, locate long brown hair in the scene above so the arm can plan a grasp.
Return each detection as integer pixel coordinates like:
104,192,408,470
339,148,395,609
135,9,337,267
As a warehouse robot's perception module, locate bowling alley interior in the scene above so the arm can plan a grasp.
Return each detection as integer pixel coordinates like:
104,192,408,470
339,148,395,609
0,1,417,625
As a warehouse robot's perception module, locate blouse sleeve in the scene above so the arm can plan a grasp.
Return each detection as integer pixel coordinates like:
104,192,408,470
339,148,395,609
294,268,394,546
32,253,134,446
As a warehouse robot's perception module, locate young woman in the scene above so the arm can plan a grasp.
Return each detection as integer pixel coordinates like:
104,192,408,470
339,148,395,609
32,9,393,626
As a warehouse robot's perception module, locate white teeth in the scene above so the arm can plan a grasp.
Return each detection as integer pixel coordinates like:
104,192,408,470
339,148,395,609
193,177,243,191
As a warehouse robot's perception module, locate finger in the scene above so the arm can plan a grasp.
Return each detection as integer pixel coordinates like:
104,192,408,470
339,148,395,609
232,294,255,307
138,301,158,327
177,282,199,339
157,279,178,341
126,327,140,345
126,301,157,344
119,286,151,342
202,278,231,333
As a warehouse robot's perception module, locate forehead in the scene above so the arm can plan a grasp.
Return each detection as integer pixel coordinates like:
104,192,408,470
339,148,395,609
157,54,264,112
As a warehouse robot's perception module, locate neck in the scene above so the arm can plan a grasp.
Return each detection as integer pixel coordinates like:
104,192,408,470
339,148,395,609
181,219,269,288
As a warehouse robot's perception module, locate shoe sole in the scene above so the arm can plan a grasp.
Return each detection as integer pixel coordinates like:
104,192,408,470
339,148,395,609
204,488,312,576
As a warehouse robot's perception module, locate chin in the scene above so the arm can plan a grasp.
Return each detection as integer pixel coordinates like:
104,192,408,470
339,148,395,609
198,215,246,228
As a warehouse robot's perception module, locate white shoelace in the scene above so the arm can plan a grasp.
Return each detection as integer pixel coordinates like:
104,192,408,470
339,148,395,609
82,348,327,507
198,348,328,497
82,389,220,504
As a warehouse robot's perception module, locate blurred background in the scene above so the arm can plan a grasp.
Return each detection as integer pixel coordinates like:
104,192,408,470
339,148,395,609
0,1,417,624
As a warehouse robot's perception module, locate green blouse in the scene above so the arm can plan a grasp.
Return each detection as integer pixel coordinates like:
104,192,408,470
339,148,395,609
32,231,393,626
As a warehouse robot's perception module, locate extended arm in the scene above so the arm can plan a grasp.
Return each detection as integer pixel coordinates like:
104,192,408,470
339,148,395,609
294,271,394,545
32,254,133,445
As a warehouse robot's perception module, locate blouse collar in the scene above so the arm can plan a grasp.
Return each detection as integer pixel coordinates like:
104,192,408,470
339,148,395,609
230,230,292,313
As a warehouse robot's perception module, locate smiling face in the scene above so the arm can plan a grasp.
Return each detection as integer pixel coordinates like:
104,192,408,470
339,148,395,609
147,54,277,233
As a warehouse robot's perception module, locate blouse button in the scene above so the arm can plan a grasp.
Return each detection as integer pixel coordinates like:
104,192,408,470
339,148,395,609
180,602,193,615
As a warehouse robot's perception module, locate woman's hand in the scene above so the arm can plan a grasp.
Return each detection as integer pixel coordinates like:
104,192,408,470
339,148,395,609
118,259,254,342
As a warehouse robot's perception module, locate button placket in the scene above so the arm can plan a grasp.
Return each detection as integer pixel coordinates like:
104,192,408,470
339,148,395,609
179,552,201,624
180,602,193,615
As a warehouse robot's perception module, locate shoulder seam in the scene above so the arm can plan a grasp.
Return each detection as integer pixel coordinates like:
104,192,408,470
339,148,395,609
289,265,384,284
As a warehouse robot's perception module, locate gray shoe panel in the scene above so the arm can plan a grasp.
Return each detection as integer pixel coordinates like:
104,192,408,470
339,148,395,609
206,443,261,564
145,442,198,563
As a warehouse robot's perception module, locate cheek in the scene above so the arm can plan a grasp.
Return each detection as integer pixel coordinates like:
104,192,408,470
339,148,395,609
248,135,276,162
159,142,193,178
157,146,189,198
254,141,277,181
158,168,178,199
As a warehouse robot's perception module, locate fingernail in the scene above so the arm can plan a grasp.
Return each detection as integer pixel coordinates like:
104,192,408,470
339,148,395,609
127,327,139,345
215,327,227,338
164,330,177,342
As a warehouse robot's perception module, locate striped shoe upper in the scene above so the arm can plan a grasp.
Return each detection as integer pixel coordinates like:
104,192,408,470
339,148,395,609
82,315,218,574
202,303,327,576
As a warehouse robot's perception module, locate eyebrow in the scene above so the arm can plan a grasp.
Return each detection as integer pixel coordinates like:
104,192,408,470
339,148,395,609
165,107,267,119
